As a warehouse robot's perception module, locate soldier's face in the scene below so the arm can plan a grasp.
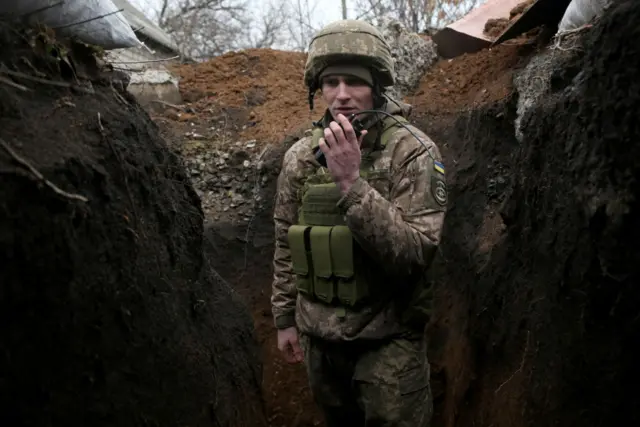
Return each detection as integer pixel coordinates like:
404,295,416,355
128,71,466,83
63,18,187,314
321,75,374,120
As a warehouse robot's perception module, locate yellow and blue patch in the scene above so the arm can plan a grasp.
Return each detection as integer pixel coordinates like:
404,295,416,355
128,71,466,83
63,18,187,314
434,160,445,175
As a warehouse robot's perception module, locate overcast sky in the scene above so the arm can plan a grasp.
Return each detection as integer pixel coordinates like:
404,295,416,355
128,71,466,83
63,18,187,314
128,0,345,28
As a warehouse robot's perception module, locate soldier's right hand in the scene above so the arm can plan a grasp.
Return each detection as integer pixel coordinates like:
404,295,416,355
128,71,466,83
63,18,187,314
277,326,304,364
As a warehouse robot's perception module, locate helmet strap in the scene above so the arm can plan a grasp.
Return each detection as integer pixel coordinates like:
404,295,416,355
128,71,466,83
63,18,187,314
371,75,386,109
308,80,319,110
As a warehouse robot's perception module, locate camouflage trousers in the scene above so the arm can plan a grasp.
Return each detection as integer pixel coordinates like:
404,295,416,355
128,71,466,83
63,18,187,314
299,333,433,427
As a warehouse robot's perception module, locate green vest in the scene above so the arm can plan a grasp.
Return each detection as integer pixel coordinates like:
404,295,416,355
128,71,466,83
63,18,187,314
287,114,408,308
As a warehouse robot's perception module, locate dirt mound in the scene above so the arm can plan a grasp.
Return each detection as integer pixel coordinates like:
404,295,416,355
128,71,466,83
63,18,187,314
418,1,640,425
0,20,264,427
165,48,326,147
152,49,329,227
410,40,535,116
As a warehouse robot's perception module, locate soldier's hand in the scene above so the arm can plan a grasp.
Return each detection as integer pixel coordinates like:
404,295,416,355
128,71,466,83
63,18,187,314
319,113,367,195
277,326,304,364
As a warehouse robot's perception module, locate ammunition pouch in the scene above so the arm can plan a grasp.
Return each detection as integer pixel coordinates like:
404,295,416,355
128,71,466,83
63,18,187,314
310,226,334,303
288,224,368,307
288,180,372,307
288,225,313,296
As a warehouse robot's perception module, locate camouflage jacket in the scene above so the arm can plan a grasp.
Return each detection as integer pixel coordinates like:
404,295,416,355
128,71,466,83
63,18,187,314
271,99,447,341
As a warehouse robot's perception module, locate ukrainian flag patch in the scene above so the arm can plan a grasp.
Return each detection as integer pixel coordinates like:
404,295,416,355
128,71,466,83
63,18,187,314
434,160,445,175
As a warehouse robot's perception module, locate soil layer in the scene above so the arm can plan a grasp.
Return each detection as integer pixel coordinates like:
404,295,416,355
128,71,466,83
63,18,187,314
0,20,265,427
419,2,640,426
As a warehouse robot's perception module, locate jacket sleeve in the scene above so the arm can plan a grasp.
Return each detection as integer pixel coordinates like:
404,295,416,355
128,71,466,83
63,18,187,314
271,141,309,329
337,128,447,278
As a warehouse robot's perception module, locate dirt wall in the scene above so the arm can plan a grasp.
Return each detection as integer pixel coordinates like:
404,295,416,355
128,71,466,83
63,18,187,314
419,2,640,426
0,21,265,427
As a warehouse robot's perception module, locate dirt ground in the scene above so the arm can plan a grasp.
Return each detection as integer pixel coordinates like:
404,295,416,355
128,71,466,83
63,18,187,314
0,20,264,427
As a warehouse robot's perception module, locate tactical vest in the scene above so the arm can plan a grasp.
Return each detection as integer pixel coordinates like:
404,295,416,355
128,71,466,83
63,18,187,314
287,114,409,308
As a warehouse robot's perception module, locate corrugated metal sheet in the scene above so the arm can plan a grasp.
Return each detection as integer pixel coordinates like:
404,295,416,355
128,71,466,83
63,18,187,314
432,0,574,58
432,0,524,58
493,0,573,44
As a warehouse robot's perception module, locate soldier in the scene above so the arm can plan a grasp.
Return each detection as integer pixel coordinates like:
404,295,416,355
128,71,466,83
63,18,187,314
270,19,447,427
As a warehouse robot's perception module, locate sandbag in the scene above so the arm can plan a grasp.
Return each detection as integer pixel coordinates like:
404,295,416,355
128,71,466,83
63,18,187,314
558,0,611,31
0,0,141,49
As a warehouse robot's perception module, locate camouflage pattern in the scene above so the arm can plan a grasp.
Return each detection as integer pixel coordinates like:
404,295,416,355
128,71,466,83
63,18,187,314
270,98,447,340
304,19,395,88
299,333,433,426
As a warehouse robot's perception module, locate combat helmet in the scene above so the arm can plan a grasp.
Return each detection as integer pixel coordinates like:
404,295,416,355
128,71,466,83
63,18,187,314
304,19,395,91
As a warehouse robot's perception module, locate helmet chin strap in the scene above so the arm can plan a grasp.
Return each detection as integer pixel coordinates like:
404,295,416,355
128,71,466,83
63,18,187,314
308,81,318,111
371,75,386,109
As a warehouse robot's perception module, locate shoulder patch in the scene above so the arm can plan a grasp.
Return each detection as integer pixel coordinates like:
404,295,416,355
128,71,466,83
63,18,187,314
434,160,445,175
431,177,447,206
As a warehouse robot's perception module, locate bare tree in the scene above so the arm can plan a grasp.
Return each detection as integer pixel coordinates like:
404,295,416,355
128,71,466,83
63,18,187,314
353,0,484,32
152,0,479,59
242,0,289,49
283,0,321,51
157,0,288,60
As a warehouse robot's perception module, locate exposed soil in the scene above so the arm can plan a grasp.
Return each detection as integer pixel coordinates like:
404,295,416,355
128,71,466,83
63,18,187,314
484,17,512,38
0,20,264,427
150,51,326,427
409,41,534,114
165,48,327,147
483,0,537,38
150,49,333,228
152,49,327,424
509,0,536,17
419,2,640,426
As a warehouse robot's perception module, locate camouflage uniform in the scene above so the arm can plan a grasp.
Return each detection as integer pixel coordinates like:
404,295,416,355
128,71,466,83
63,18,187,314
270,19,447,427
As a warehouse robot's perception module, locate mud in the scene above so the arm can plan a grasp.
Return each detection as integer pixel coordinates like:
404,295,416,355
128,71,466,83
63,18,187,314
0,20,264,427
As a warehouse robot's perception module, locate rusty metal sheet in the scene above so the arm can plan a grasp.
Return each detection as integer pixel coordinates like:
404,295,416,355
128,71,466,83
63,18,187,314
432,0,526,58
432,0,575,58
492,0,573,44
